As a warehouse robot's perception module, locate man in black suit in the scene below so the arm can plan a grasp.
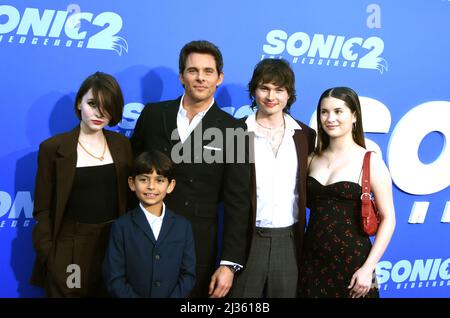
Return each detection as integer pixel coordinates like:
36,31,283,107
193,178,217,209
131,40,251,298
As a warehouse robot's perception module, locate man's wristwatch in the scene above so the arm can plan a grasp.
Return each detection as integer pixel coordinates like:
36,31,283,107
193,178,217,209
224,264,241,274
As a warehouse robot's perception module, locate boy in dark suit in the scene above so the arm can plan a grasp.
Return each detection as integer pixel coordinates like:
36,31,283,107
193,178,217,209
103,150,196,298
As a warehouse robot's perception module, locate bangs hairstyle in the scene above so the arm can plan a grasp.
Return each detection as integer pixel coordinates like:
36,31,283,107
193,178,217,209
315,86,366,154
248,58,296,112
179,40,223,74
131,150,174,181
74,71,124,126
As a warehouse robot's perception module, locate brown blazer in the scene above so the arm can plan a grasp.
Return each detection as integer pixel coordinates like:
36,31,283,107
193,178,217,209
247,119,316,262
30,126,133,287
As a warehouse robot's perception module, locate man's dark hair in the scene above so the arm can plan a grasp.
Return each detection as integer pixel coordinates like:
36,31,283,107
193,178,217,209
248,58,296,112
179,40,223,74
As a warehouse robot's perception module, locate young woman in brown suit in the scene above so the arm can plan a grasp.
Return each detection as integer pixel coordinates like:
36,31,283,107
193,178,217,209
30,72,133,297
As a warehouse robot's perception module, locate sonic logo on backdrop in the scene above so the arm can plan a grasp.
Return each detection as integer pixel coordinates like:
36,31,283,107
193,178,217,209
262,29,388,74
0,4,128,56
0,191,33,228
377,258,450,290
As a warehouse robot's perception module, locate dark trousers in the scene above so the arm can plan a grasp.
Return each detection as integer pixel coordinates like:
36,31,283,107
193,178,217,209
189,264,215,298
45,219,112,298
230,224,298,298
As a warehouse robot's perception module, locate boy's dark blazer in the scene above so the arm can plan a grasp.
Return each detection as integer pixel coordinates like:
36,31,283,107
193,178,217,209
131,96,251,296
30,126,133,287
103,205,196,298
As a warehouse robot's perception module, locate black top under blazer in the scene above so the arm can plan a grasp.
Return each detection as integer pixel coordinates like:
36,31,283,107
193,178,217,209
30,126,133,287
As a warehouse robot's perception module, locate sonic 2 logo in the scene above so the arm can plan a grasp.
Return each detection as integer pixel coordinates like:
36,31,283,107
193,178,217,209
377,258,450,290
262,29,388,74
0,191,33,228
0,4,128,55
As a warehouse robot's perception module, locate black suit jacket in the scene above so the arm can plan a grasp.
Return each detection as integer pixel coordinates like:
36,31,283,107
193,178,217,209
131,97,251,277
30,126,133,287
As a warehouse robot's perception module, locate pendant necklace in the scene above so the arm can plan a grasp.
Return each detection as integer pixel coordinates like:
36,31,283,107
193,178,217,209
78,136,107,161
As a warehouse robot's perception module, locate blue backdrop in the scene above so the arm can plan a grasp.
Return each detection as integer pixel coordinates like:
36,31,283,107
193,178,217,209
0,0,449,298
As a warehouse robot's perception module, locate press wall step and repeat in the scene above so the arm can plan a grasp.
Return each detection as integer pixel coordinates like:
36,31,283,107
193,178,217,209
0,0,449,297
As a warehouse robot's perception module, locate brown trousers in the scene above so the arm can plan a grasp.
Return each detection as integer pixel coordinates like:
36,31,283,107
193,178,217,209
45,219,112,298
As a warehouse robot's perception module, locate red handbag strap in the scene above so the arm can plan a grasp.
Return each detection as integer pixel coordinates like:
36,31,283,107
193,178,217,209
361,151,372,199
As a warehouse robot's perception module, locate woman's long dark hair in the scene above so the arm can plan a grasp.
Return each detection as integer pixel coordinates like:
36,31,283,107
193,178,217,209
315,87,366,154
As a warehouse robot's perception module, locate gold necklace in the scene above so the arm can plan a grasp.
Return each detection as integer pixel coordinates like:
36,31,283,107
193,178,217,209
78,136,107,161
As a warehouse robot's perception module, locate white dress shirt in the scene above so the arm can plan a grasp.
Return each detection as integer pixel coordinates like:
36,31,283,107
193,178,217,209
177,95,215,143
139,202,165,240
246,113,301,228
